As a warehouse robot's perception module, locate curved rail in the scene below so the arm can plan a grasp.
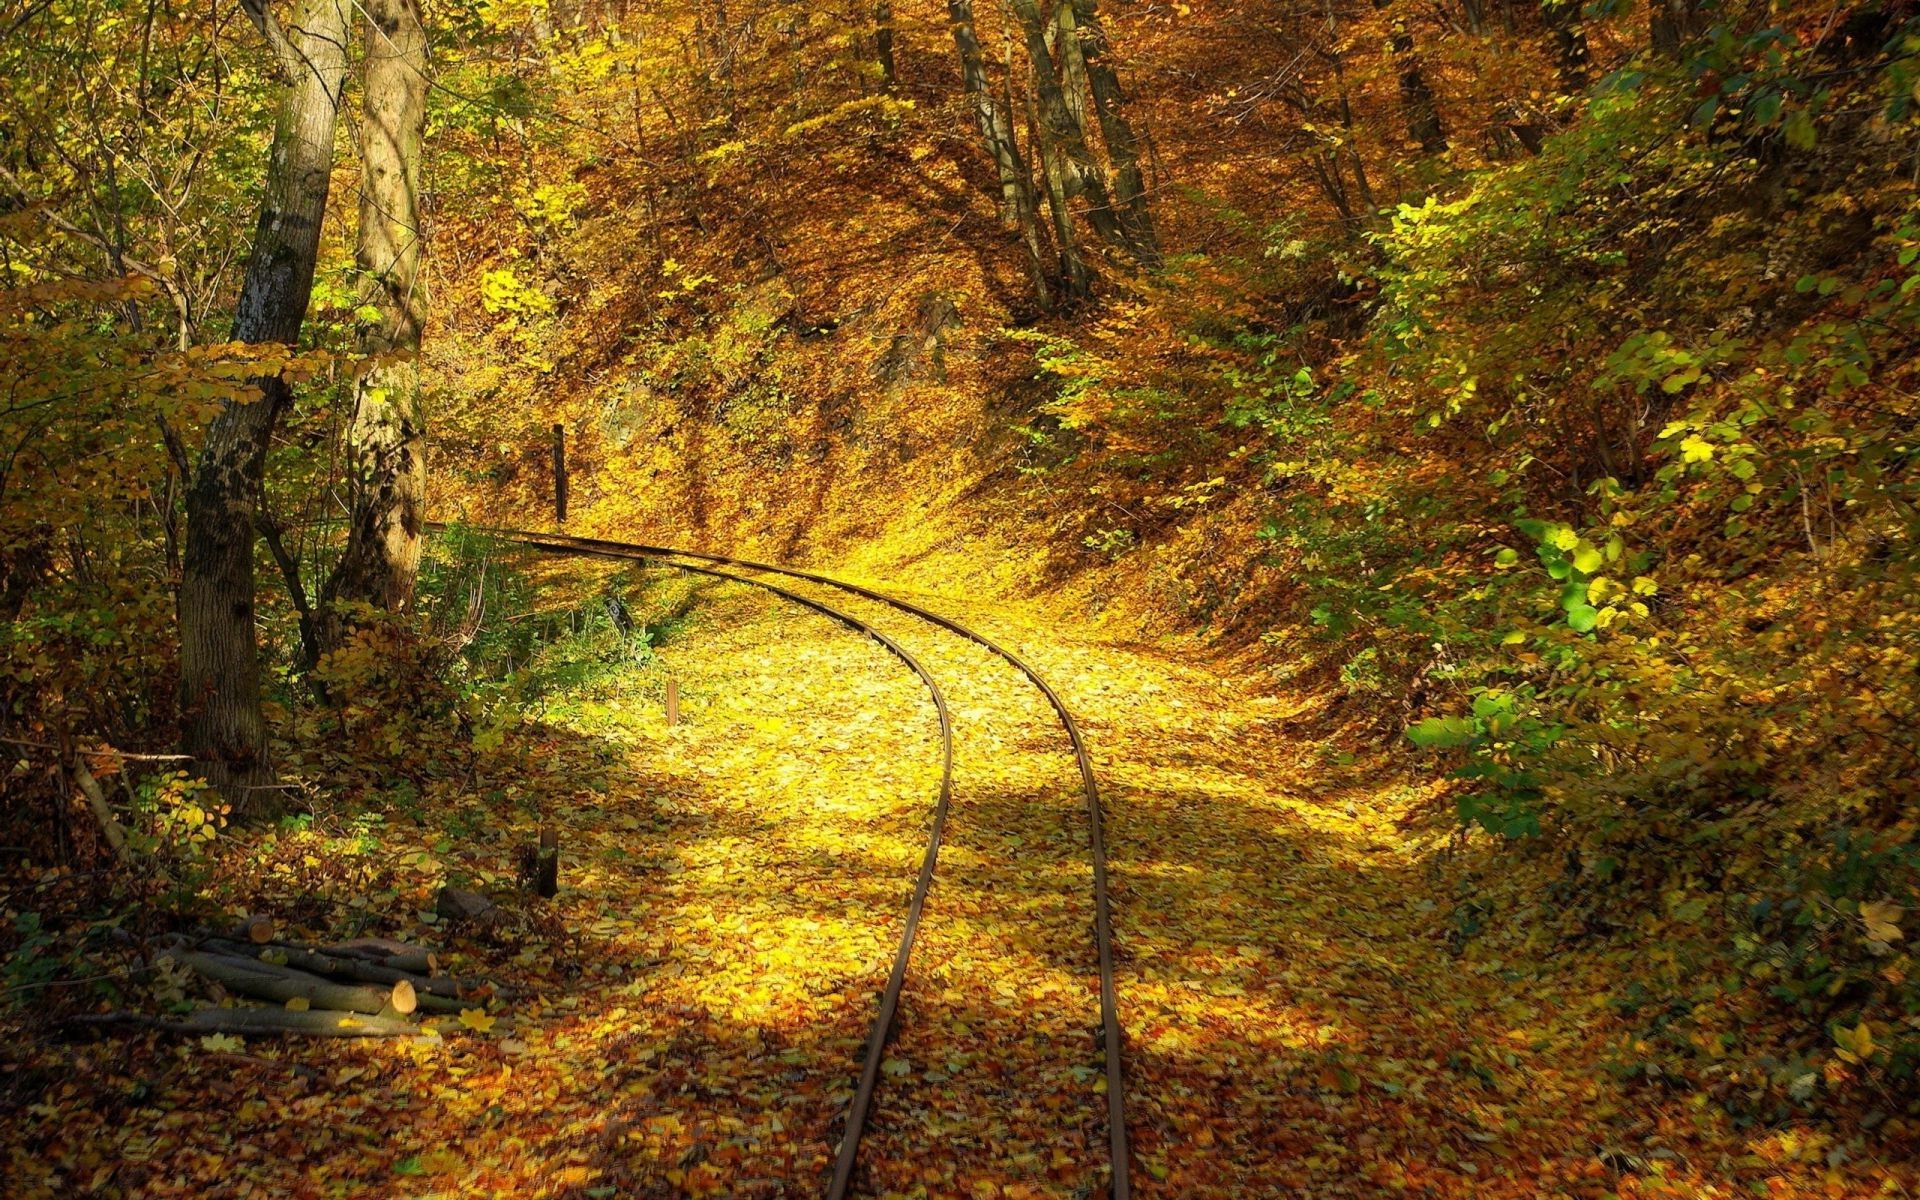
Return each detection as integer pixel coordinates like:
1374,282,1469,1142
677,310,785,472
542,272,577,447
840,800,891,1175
435,523,1130,1200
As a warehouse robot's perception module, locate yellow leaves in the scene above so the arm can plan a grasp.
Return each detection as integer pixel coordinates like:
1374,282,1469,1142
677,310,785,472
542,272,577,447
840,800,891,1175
1680,435,1715,463
457,1008,497,1034
881,1056,912,1078
514,181,588,230
1860,900,1905,950
479,267,555,318
197,1034,244,1053
781,95,918,140
1832,1019,1876,1064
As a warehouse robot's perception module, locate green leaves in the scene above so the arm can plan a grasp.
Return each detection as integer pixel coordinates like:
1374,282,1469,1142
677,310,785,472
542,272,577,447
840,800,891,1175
1407,716,1477,750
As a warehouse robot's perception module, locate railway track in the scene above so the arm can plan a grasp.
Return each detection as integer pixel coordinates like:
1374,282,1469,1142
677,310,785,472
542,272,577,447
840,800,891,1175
432,523,1130,1200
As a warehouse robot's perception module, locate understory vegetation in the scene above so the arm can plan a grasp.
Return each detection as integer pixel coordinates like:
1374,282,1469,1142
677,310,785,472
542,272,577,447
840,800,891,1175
1022,15,1920,1109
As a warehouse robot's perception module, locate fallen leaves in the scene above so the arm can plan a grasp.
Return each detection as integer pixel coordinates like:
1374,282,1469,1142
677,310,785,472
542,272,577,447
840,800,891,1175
10,574,1918,1199
455,1007,495,1034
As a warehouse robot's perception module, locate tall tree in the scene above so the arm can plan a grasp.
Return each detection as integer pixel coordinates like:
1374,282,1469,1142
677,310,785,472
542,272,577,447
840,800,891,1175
947,0,1053,307
1374,0,1446,153
177,0,350,806
1649,0,1707,55
1542,0,1591,89
1066,0,1159,263
874,1,898,90
1008,0,1129,260
321,0,430,638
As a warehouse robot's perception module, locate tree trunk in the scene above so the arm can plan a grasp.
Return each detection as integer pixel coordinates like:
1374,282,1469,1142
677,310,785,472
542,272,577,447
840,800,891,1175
1051,0,1091,135
874,1,897,90
1542,0,1591,89
1007,0,1129,255
1322,0,1379,229
178,0,350,810
947,0,1053,308
75,1007,422,1039
1019,48,1093,300
1649,0,1703,55
320,0,429,642
1068,0,1159,264
1375,0,1446,153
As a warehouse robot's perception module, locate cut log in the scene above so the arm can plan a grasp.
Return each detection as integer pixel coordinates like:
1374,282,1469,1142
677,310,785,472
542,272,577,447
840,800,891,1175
172,950,404,1015
435,886,500,925
321,936,434,970
74,1007,420,1038
235,915,276,944
390,978,418,1015
199,937,467,998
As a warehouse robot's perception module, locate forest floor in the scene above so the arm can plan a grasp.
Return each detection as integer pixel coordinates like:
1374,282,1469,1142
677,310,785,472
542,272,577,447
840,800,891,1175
10,568,1918,1199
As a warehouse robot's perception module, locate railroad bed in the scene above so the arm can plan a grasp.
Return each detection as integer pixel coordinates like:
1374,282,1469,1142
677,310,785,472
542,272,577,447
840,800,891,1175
442,524,1133,1200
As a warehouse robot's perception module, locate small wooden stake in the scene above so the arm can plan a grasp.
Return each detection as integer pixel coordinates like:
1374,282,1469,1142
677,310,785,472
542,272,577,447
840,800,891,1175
552,422,568,524
665,679,680,727
534,826,559,898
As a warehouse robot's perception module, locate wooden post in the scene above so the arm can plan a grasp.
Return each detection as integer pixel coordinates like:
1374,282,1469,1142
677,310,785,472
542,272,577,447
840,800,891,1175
534,826,559,898
665,679,680,727
552,422,568,523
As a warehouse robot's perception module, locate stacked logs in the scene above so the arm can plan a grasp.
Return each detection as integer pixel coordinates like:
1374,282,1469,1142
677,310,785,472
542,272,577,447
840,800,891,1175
86,920,489,1039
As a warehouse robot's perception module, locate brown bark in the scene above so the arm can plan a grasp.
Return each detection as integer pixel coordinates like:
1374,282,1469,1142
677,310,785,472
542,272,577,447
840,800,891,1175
198,937,469,997
874,1,897,90
1007,0,1129,255
946,0,1053,307
178,0,350,810
1375,0,1446,153
1649,0,1704,55
1542,0,1591,89
75,1007,422,1038
171,949,412,1014
321,0,428,639
1067,0,1159,263
1019,49,1093,299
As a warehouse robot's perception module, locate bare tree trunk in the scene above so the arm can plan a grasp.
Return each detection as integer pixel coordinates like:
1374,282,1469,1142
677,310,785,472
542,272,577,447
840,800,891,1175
1374,0,1446,153
1542,0,1591,89
1018,43,1093,300
948,0,1052,307
874,1,897,90
320,0,428,641
178,0,350,810
1051,0,1091,134
1321,0,1379,229
1649,0,1704,55
1007,0,1129,255
1068,0,1158,264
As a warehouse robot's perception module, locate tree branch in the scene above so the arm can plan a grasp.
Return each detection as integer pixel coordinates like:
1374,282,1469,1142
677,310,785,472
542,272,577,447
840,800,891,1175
238,0,308,81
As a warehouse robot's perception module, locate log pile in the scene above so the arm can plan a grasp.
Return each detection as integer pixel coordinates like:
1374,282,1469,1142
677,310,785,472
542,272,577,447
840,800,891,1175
81,918,493,1039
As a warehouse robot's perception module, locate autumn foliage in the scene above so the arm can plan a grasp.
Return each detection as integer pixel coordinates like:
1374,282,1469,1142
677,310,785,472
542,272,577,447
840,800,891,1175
5,0,1920,1194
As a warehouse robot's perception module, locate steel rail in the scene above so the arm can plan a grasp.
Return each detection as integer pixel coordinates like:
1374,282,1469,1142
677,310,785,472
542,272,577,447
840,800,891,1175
435,523,1130,1200
497,539,961,1188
